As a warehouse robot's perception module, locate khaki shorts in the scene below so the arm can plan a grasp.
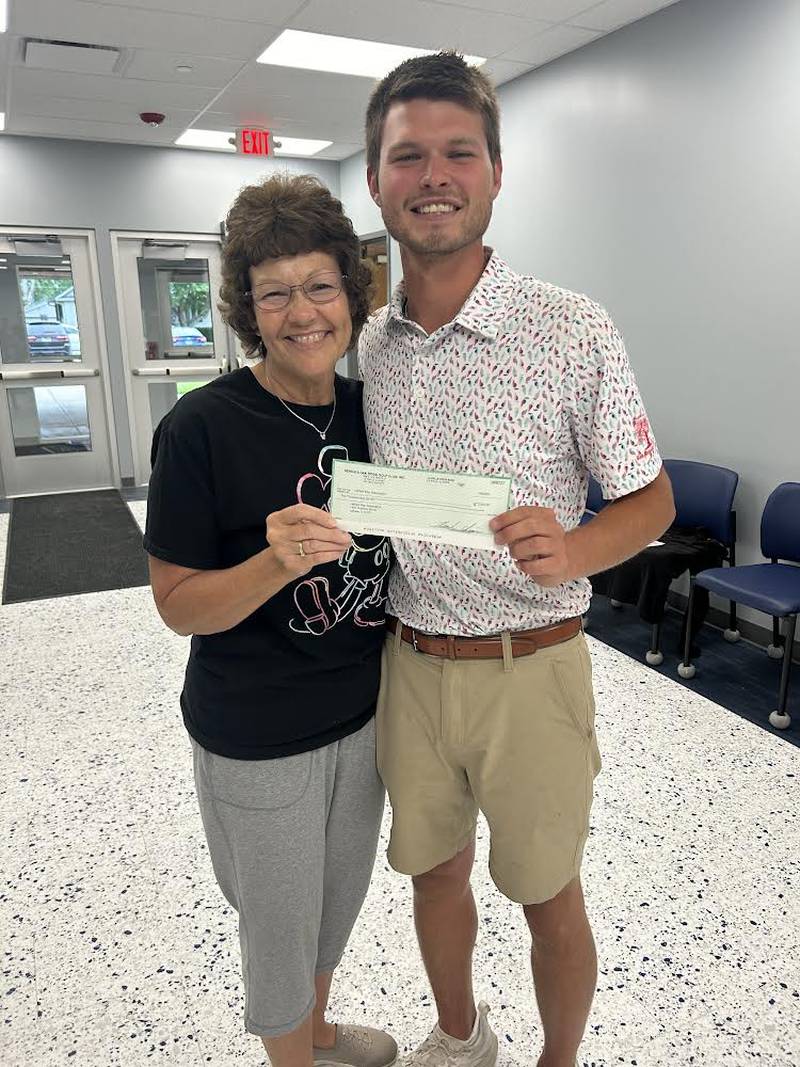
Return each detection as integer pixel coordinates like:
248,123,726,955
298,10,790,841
376,626,602,905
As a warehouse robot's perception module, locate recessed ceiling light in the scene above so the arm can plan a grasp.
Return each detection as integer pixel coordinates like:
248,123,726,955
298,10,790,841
175,129,234,151
258,29,485,79
274,137,332,157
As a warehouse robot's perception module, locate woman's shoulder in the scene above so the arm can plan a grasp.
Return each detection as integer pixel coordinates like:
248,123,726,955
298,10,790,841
168,368,253,423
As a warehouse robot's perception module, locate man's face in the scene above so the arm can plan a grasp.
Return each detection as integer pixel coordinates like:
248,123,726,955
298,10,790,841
368,98,502,257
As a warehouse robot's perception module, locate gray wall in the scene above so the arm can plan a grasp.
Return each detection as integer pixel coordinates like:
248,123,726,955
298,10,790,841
0,135,340,481
340,0,800,631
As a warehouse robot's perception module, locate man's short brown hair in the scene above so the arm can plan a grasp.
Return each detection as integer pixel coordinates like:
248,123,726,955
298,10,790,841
219,173,372,356
365,51,501,175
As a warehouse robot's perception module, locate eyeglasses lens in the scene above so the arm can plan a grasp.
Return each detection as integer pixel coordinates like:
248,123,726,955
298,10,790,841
253,271,343,310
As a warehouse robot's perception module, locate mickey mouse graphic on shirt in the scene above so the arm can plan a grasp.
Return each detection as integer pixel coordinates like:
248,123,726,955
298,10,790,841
289,444,390,636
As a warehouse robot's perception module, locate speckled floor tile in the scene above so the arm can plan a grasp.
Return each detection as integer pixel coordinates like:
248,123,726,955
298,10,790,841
1,507,799,1066
0,900,37,1032
127,497,148,533
0,989,202,1066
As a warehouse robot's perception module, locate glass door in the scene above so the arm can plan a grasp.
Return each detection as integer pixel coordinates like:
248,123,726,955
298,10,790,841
0,231,117,497
113,234,237,485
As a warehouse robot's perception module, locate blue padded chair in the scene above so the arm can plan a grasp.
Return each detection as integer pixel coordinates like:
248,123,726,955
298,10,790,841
679,482,800,730
586,474,605,515
656,458,740,651
601,460,738,664
579,474,606,526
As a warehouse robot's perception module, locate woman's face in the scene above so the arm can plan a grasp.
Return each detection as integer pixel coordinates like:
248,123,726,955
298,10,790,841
249,251,352,383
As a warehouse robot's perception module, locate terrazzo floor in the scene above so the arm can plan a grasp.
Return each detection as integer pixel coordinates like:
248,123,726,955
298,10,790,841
1,501,798,1066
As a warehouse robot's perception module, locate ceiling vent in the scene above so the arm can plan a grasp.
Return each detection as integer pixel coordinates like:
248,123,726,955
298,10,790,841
24,38,122,75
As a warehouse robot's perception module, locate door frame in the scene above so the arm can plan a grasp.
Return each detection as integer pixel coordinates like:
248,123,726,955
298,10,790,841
0,224,121,497
110,229,238,486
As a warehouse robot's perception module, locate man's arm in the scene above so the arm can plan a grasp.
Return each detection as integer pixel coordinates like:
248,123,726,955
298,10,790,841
490,467,675,588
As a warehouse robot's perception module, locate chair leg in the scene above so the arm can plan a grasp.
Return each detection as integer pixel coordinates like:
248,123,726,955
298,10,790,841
678,582,697,679
725,543,740,641
646,622,663,666
724,599,740,642
767,617,784,659
769,615,796,731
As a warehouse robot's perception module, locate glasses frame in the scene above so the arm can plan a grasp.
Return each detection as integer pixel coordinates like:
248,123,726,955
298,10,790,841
245,270,348,312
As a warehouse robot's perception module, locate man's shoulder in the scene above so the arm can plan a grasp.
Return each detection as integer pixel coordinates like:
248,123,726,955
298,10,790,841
362,303,391,335
357,304,392,363
509,269,604,320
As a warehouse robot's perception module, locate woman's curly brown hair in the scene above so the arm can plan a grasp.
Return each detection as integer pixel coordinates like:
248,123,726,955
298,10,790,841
219,173,373,357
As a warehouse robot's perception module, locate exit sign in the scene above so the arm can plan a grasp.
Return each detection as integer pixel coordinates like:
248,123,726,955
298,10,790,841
236,128,272,156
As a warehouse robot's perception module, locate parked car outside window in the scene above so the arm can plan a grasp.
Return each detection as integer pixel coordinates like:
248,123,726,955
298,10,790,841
63,324,82,357
171,326,211,347
25,321,74,360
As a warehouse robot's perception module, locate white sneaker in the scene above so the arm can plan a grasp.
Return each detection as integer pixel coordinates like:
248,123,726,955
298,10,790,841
402,1002,498,1067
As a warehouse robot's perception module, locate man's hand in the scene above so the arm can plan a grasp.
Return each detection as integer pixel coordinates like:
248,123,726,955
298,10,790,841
490,506,572,587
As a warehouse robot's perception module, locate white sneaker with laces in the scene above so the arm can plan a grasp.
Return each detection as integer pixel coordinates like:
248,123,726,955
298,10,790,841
402,1002,498,1067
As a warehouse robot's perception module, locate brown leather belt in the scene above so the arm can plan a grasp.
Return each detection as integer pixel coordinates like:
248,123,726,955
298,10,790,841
386,615,581,660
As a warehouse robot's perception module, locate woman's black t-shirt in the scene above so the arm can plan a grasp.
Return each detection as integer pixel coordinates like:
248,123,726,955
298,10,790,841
143,368,390,759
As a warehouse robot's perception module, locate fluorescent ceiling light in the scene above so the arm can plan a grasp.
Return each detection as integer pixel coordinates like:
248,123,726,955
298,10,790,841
0,2,6,34
274,137,332,157
0,113,5,132
175,129,234,151
176,128,332,157
258,29,485,79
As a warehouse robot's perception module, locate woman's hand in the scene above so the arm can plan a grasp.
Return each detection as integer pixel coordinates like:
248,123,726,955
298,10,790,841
267,503,352,578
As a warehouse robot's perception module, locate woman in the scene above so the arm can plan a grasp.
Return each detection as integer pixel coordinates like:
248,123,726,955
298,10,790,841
144,174,395,1067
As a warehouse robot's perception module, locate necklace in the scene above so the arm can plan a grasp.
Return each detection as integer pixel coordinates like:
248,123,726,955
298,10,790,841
265,371,336,440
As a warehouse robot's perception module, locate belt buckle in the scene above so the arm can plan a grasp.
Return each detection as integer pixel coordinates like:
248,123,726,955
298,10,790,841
411,628,419,652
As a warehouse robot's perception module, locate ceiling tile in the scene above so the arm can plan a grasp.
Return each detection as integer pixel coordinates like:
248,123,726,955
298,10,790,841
315,141,364,161
569,0,681,32
197,103,364,144
215,63,375,116
8,115,182,144
11,66,218,110
89,0,306,21
122,50,246,89
14,1,282,60
13,93,198,130
500,23,602,66
426,0,598,20
480,56,534,86
290,0,551,60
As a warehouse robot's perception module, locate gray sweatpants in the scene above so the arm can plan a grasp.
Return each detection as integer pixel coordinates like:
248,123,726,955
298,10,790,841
191,717,385,1037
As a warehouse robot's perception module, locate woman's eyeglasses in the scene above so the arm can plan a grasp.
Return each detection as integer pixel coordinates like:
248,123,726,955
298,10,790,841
246,271,347,312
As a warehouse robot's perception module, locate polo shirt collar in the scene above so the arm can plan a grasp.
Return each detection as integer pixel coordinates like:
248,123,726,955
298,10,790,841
386,248,518,340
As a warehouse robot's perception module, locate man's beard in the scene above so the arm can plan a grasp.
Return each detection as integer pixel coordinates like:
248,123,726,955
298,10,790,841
383,200,493,257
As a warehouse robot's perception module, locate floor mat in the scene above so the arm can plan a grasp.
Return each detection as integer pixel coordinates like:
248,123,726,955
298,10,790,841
3,489,149,604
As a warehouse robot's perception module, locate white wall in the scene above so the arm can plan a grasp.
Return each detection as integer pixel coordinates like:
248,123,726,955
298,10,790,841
0,136,340,481
339,0,800,630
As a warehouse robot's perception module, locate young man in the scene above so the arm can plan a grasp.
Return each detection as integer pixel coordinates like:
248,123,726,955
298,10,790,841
358,53,675,1067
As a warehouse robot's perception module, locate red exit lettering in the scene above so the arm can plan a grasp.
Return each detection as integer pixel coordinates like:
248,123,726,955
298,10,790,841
238,128,271,156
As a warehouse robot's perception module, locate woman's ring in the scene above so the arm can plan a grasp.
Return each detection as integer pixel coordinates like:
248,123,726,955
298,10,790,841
298,540,305,557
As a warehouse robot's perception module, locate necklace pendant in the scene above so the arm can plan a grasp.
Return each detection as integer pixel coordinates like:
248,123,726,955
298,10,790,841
320,431,326,440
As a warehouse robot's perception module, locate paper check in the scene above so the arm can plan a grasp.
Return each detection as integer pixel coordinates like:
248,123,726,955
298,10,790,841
330,460,512,550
